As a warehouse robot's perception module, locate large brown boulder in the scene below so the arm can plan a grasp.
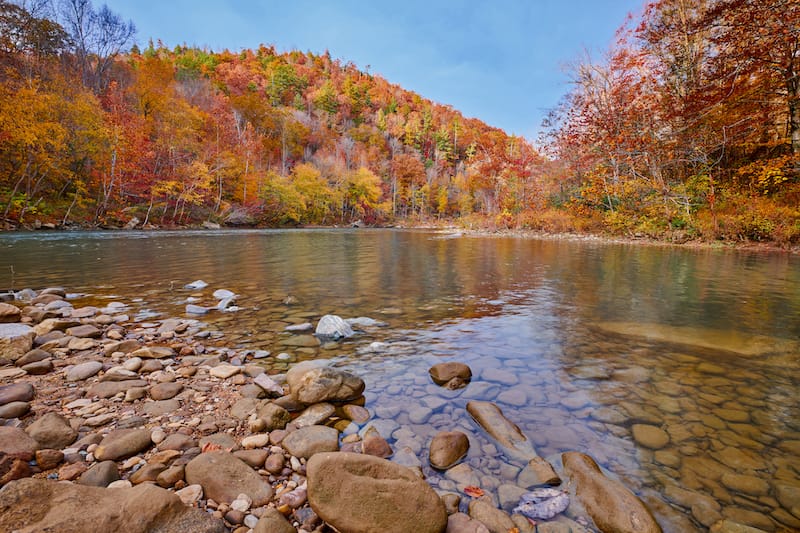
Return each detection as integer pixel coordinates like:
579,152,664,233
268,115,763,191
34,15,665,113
307,452,447,533
185,451,273,506
286,361,364,404
0,477,226,533
562,451,662,533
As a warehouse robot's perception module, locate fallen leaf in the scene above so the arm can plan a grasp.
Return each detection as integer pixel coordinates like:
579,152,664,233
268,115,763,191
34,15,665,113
464,486,485,497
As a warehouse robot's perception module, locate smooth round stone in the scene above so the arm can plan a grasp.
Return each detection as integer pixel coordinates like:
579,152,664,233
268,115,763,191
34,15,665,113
149,382,184,401
66,361,103,382
123,357,143,372
0,401,30,419
429,431,469,470
632,424,670,450
0,382,34,405
281,425,339,459
21,359,53,374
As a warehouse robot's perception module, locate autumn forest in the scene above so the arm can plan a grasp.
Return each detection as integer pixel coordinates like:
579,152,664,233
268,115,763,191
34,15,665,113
1,0,798,245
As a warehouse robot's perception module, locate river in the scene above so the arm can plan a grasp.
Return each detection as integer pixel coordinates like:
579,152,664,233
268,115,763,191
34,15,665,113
2,229,799,532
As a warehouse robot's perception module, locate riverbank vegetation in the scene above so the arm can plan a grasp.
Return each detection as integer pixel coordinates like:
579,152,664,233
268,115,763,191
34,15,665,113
1,0,798,246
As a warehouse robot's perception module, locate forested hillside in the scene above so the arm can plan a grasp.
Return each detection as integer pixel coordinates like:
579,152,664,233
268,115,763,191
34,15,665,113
1,0,798,245
547,0,800,245
0,0,539,229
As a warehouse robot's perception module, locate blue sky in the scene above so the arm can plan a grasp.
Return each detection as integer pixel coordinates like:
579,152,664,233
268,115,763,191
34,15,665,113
104,0,644,140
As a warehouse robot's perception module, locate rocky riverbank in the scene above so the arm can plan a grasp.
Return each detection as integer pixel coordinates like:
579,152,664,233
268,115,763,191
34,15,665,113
0,286,697,533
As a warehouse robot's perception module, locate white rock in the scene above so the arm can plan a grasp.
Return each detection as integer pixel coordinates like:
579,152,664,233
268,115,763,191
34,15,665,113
212,289,235,300
184,280,208,290
176,484,203,505
241,433,271,449
151,428,166,444
217,296,237,310
315,314,355,339
243,515,259,528
230,493,252,512
185,304,210,315
210,364,241,379
253,350,271,359
285,323,313,332
253,373,284,396
345,317,386,328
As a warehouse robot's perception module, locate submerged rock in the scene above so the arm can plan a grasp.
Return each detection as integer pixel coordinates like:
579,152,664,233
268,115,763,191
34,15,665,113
592,321,799,357
562,451,662,533
184,280,208,290
466,401,537,462
429,431,469,470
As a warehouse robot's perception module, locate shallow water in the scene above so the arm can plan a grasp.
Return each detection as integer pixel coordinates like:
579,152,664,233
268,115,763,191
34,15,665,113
2,229,799,531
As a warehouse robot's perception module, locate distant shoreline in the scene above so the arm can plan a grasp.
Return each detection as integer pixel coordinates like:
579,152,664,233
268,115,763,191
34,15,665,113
1,221,798,255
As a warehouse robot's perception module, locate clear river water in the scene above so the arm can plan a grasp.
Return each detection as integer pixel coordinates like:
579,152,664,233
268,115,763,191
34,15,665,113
1,229,799,532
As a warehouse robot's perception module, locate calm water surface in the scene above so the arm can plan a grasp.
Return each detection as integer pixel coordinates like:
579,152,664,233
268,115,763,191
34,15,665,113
2,229,799,532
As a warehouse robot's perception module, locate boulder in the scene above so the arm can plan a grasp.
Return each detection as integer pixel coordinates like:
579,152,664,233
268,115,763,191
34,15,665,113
0,453,31,485
0,302,21,323
293,403,336,427
0,426,39,460
66,361,104,382
0,477,226,533
77,460,120,487
517,456,561,488
466,401,537,462
286,361,364,404
26,412,77,449
0,401,30,419
0,382,34,405
94,429,153,461
362,426,392,458
64,324,101,338
562,451,661,533
0,323,34,360
307,452,448,533
430,431,469,470
185,451,273,506
281,425,340,459
256,402,292,430
149,382,183,401
429,362,472,386
315,314,355,339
